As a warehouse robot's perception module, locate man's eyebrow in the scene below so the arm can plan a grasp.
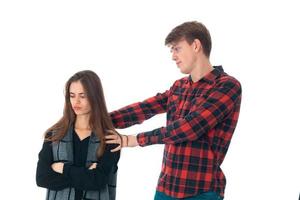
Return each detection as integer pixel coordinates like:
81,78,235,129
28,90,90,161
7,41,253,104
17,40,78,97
170,44,177,50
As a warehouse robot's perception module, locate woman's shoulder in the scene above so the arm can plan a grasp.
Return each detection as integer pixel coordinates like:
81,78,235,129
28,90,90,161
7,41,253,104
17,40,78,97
43,129,60,143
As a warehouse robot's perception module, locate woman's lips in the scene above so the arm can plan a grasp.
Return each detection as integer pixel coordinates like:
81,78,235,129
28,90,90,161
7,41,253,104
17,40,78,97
73,106,81,110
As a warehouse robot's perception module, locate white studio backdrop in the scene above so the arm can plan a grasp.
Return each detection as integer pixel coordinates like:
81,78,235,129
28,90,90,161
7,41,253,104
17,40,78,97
0,0,299,199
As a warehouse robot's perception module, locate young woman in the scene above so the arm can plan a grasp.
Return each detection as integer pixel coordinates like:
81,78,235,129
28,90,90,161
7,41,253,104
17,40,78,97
36,70,121,200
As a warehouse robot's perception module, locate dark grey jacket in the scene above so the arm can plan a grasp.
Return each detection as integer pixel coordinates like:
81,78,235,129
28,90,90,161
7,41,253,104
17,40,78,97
46,127,117,200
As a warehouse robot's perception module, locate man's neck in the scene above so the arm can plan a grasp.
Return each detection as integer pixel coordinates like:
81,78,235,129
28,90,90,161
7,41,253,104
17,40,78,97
190,57,213,82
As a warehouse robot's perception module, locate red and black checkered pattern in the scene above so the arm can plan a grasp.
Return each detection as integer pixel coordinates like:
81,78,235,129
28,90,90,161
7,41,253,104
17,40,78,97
110,66,242,198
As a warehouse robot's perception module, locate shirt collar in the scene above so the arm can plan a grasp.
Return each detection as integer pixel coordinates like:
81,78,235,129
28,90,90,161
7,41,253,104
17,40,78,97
187,65,224,85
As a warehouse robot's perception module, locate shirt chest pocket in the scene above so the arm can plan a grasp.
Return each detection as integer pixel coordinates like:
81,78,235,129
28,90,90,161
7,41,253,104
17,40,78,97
167,93,182,118
171,89,210,118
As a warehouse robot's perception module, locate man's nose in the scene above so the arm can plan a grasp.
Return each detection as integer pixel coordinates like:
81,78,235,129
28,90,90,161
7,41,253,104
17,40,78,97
172,52,177,61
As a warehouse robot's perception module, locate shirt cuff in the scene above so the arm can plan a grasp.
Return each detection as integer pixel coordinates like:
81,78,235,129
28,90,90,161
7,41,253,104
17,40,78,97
137,128,163,146
137,132,149,147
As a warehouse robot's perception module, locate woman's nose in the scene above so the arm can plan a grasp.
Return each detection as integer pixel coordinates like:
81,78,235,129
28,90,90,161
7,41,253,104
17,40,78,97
75,97,81,104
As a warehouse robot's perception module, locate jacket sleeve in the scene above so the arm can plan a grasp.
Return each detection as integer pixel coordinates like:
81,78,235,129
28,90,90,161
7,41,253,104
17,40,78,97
62,144,120,190
36,141,71,190
109,90,169,128
137,78,242,146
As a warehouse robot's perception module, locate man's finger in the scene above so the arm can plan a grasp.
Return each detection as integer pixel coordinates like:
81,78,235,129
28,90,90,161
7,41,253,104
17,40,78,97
105,135,118,140
106,130,118,135
110,145,121,152
106,139,119,144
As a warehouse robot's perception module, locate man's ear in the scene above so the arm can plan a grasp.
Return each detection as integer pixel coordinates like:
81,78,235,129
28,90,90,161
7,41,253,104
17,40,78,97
193,39,202,53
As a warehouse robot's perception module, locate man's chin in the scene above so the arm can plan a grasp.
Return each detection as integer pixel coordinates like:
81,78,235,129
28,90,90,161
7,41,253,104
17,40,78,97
180,68,189,74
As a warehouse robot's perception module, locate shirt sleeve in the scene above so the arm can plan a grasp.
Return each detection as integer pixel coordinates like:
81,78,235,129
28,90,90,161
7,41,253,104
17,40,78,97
109,90,169,128
137,78,242,146
36,141,71,190
62,144,120,190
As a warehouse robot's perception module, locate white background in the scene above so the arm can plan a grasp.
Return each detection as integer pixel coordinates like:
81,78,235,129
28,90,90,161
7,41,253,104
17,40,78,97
0,0,299,199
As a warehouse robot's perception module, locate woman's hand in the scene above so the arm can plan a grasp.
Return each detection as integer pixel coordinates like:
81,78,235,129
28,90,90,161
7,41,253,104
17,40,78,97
51,162,64,174
105,130,138,152
89,163,97,170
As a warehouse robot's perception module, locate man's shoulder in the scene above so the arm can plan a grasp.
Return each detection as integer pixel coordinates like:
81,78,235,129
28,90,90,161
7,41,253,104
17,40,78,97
217,73,242,89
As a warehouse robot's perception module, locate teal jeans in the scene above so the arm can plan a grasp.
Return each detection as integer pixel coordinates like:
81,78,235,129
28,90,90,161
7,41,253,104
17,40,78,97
154,191,223,200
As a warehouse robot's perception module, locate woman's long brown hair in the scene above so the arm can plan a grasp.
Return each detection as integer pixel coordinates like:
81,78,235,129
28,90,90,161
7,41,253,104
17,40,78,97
45,70,120,157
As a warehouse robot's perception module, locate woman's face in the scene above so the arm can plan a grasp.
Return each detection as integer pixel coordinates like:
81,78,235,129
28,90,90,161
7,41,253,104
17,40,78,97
69,81,91,116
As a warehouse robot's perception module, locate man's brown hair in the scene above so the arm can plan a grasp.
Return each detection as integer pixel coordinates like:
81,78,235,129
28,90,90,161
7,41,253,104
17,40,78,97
165,21,212,58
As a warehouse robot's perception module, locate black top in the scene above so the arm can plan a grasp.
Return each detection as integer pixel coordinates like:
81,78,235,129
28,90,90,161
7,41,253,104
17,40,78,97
36,130,120,200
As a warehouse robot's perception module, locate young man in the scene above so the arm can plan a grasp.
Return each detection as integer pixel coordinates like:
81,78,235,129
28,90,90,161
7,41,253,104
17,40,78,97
106,21,242,200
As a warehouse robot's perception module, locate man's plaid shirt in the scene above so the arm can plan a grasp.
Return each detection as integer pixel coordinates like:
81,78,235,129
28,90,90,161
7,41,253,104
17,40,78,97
110,66,242,198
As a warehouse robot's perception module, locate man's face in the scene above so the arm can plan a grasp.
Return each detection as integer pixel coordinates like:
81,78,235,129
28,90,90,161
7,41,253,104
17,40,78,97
169,39,197,74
